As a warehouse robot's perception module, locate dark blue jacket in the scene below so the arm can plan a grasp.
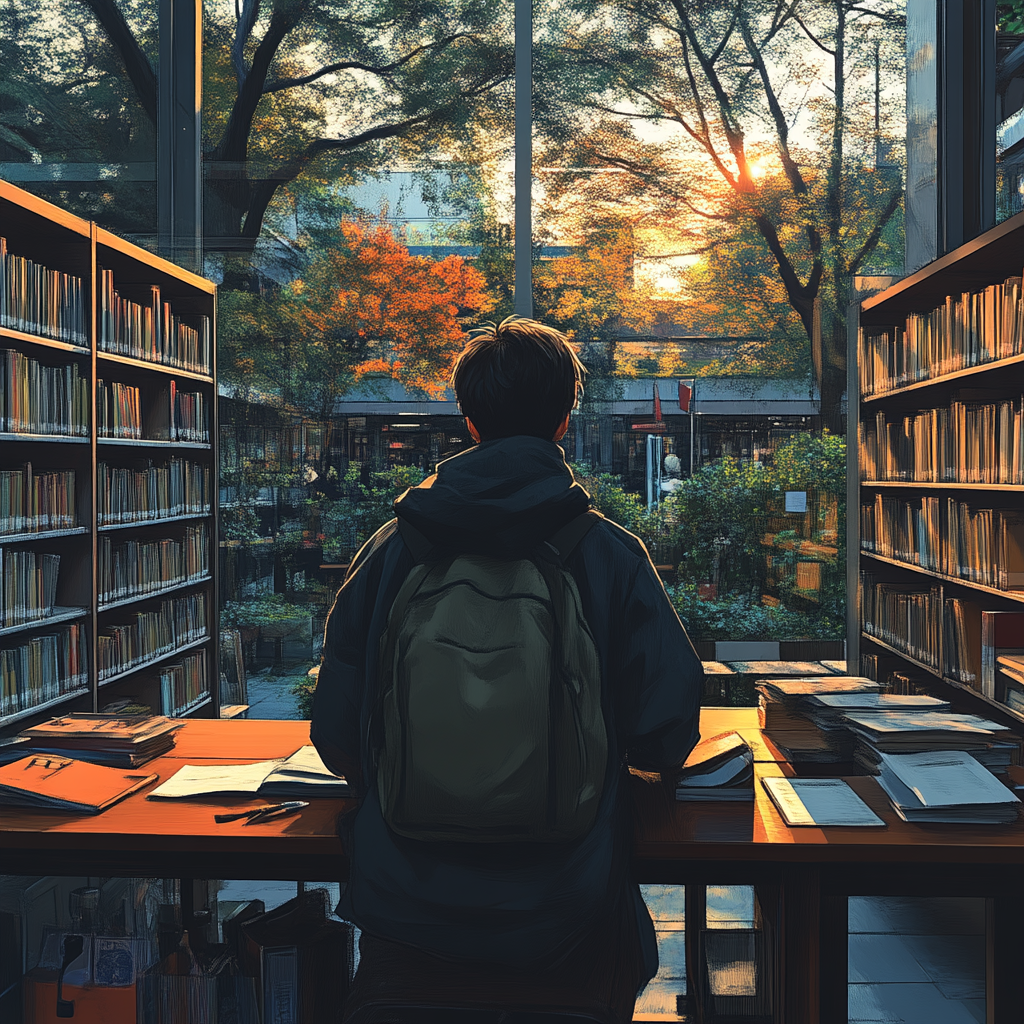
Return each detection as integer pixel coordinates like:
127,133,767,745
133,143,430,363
311,435,704,977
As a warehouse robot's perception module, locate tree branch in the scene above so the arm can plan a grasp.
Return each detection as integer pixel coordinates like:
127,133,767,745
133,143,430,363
233,0,262,87
215,0,303,163
263,34,472,93
791,9,836,55
77,0,157,124
845,184,903,275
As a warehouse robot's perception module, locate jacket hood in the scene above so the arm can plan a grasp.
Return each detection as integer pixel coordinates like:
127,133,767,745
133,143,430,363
393,435,590,556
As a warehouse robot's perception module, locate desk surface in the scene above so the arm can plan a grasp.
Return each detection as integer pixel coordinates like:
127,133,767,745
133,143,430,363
1,710,1021,879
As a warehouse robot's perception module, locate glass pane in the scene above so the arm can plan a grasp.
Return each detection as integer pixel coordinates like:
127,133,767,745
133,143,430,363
0,0,159,246
208,0,514,690
534,0,906,651
637,884,686,1019
997,21,1024,224
848,896,986,1024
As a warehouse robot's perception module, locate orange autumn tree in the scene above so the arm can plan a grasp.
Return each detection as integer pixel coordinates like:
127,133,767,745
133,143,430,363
288,216,493,419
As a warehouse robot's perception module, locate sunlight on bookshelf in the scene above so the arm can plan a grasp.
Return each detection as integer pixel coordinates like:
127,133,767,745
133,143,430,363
857,213,1024,724
0,237,87,345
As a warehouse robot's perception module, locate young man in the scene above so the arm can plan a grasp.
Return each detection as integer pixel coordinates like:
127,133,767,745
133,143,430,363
312,316,704,1021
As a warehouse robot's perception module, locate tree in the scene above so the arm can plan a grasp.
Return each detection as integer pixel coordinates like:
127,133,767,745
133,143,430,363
537,0,906,430
1,0,513,256
221,215,492,472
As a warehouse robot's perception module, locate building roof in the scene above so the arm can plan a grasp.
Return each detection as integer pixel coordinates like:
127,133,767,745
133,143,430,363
334,377,823,417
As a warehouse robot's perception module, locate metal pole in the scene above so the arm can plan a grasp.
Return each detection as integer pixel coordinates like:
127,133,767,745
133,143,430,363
513,0,532,317
689,381,695,477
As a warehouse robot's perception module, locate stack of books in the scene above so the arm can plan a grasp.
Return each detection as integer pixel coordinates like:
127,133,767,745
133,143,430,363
15,714,181,768
675,731,753,802
845,711,1018,775
874,749,1021,824
757,677,880,763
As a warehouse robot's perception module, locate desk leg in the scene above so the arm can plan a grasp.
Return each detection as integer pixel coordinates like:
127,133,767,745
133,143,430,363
989,888,1024,1024
684,883,710,1023
781,865,820,1024
819,881,848,1024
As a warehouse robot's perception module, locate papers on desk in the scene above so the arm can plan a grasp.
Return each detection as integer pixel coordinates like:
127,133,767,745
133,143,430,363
842,711,1012,752
147,746,347,799
675,731,753,801
874,750,1022,824
0,756,157,813
761,777,886,827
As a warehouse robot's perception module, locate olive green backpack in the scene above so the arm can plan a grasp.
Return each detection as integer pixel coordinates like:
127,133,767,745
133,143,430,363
374,510,608,843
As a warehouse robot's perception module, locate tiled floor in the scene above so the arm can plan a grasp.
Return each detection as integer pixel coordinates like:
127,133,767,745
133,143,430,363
848,897,986,1024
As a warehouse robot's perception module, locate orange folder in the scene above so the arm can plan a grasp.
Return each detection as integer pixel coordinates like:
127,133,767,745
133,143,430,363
0,756,157,813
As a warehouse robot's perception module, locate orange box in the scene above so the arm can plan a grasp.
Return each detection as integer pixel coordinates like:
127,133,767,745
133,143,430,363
24,970,136,1024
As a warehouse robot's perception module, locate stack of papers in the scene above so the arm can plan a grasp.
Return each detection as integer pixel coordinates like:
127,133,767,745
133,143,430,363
761,777,885,827
875,750,1022,824
147,746,347,799
805,693,950,726
0,756,157,813
758,677,881,763
18,714,181,768
675,731,753,801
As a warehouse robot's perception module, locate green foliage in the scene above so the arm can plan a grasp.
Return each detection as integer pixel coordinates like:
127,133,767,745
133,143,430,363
667,584,844,641
998,3,1024,32
315,463,426,562
221,595,308,631
293,676,317,720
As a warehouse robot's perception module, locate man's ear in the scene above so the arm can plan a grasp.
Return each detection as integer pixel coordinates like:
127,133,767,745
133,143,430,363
465,417,481,443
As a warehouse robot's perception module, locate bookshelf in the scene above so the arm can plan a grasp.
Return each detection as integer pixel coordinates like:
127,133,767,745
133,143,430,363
855,208,1024,728
0,179,219,731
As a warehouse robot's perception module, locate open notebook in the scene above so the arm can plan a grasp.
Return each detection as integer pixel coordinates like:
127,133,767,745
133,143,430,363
147,745,347,799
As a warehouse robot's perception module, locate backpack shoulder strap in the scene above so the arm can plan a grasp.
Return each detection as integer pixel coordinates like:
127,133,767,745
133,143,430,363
543,509,604,562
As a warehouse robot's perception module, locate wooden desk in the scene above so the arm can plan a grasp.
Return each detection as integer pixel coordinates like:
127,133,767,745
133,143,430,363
2,711,1022,1023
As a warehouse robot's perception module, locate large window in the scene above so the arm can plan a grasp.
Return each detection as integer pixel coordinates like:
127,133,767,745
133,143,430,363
0,0,910,661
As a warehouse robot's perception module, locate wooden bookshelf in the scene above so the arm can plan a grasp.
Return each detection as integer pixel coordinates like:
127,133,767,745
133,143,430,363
0,178,219,731
854,210,1024,722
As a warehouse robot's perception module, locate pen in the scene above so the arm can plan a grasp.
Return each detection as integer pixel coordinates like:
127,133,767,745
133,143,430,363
215,801,309,824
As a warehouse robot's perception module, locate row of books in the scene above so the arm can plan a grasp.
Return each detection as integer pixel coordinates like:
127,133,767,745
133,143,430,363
0,350,89,435
98,592,207,681
159,651,209,717
859,273,1024,396
97,459,210,525
99,270,212,374
97,379,142,439
0,623,87,719
0,238,88,346
860,493,1024,591
170,383,208,442
96,379,210,443
859,399,1024,484
0,466,76,535
860,575,942,671
98,523,208,604
0,549,60,627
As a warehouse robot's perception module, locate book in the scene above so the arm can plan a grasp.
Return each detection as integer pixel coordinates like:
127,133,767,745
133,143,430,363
158,651,210,716
982,611,1024,700
675,731,753,802
20,714,181,767
147,746,347,799
861,573,942,671
841,710,1012,753
98,522,209,604
874,749,1022,824
0,350,89,436
761,777,886,827
97,458,210,526
0,756,157,813
0,239,87,345
0,624,87,719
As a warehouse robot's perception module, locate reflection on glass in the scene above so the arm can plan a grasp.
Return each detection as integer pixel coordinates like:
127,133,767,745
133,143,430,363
0,0,158,246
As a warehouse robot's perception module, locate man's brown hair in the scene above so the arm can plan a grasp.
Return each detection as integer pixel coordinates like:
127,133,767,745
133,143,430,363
450,316,586,441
